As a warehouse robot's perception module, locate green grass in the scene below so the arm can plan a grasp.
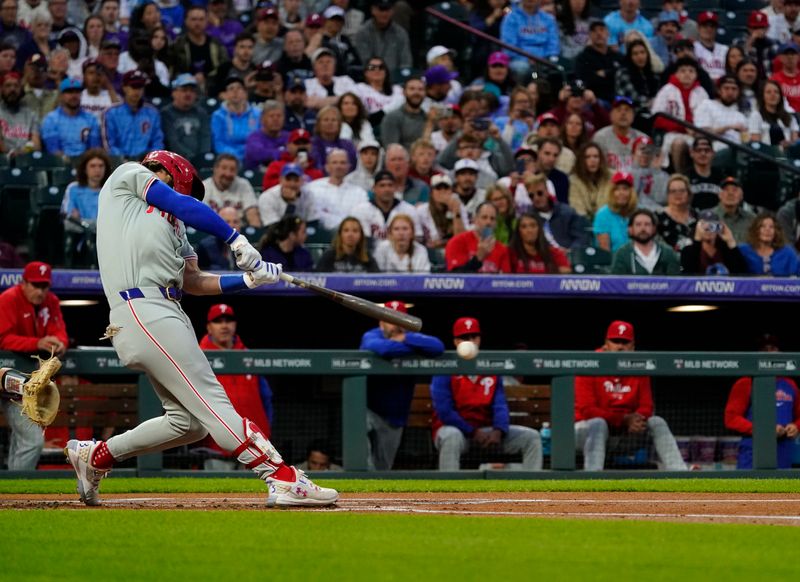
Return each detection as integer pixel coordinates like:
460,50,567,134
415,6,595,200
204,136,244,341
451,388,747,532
6,511,799,581
1,477,800,494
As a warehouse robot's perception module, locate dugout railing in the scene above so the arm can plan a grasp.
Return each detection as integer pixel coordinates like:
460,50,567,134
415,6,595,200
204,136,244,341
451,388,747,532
0,349,795,478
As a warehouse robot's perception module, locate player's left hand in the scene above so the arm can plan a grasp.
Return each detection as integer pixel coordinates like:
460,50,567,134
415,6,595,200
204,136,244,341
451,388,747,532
245,262,282,287
230,235,262,271
485,429,502,447
785,423,798,438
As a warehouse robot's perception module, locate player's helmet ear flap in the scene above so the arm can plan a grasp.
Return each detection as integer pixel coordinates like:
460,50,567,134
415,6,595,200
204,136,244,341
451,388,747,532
142,150,205,201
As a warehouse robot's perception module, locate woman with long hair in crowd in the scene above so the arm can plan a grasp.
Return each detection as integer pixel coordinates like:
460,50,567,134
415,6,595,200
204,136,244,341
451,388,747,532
557,0,592,59
337,91,375,147
569,142,611,221
374,214,431,273
310,105,357,171
725,45,745,77
354,56,404,125
593,172,638,252
561,112,588,156
315,217,380,272
150,24,173,71
738,212,799,276
418,175,468,249
615,38,660,112
258,215,314,272
83,15,105,58
486,183,517,244
509,211,571,273
129,1,165,40
119,31,170,97
736,58,761,117
656,173,697,251
749,79,799,148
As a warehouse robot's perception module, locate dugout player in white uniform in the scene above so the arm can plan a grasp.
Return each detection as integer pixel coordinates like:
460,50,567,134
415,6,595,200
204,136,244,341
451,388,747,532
64,150,338,507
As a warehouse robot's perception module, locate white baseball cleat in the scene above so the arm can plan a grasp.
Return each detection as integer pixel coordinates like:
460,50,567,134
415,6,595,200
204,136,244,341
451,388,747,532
266,467,339,507
64,440,109,507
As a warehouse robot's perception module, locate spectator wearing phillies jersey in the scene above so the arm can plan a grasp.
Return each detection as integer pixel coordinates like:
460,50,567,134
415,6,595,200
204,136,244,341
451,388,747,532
629,136,669,212
202,154,260,227
446,201,511,273
361,300,444,470
197,304,273,471
734,10,778,78
592,96,645,173
694,75,749,149
500,0,559,78
0,70,41,155
306,148,368,232
0,262,68,470
574,321,686,471
725,334,800,469
694,11,728,81
351,170,422,242
41,77,101,158
101,70,164,158
771,42,800,112
509,212,571,274
258,164,316,228
431,317,542,471
768,0,800,44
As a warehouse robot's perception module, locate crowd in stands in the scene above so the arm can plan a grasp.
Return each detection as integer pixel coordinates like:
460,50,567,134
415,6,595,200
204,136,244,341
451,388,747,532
4,0,800,276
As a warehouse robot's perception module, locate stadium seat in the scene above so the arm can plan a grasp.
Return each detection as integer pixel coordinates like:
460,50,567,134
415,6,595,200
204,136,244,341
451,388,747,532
29,185,65,265
13,151,70,172
241,168,265,190
0,173,43,245
721,0,764,9
741,143,784,210
50,166,77,187
242,225,266,244
569,246,612,274
305,220,332,244
0,153,10,168
427,246,446,272
306,243,329,264
185,226,207,249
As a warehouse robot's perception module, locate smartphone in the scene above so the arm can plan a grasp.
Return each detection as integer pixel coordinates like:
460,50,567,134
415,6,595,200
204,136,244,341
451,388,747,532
481,226,494,239
515,158,527,173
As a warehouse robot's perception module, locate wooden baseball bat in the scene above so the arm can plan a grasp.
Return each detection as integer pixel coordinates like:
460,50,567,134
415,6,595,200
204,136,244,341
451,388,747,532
279,272,422,332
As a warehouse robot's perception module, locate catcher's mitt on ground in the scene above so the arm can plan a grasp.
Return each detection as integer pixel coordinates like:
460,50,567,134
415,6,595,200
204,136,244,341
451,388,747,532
0,353,61,427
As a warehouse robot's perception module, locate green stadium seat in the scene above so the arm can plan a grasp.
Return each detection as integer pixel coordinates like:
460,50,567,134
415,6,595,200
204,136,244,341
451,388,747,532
50,166,77,187
0,153,10,168
242,225,266,245
0,167,48,187
721,0,763,9
569,246,612,274
305,220,332,244
13,151,70,172
0,183,36,246
306,243,329,264
241,168,266,190
741,143,784,210
29,185,65,265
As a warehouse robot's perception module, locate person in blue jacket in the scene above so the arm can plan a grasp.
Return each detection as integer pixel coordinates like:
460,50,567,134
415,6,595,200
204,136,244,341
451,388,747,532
738,213,800,277
499,0,560,79
101,70,164,158
41,78,101,159
360,300,445,470
211,75,260,162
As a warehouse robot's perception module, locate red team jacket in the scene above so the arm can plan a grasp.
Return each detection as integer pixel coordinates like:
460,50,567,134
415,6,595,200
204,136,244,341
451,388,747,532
199,335,271,456
445,231,511,273
574,357,654,428
430,374,510,439
0,284,68,352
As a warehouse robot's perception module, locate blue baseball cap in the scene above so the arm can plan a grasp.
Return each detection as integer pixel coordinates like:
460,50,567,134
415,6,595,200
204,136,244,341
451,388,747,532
281,163,303,177
780,42,800,54
59,77,83,92
172,73,198,89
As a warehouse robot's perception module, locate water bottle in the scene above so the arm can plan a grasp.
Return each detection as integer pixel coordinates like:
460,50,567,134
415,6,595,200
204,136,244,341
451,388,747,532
540,422,551,456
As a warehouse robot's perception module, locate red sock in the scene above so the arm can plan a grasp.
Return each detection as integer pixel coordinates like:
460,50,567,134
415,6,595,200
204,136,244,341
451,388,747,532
272,463,295,481
90,441,115,470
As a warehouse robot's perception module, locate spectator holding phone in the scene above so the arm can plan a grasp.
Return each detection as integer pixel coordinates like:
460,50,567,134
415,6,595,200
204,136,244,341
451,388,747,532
446,201,511,273
494,87,536,151
681,209,748,275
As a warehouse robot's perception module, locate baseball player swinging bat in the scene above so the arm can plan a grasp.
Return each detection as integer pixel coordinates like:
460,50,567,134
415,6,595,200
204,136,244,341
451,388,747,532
279,272,423,332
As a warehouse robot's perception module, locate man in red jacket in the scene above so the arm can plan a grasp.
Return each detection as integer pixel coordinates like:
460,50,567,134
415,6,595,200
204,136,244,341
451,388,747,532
0,261,69,469
574,321,686,471
445,202,511,273
196,303,273,471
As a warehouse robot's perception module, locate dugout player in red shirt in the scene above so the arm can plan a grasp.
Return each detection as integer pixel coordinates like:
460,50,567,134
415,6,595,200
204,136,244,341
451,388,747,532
197,303,274,471
430,317,541,471
445,202,512,273
574,321,687,471
0,261,69,469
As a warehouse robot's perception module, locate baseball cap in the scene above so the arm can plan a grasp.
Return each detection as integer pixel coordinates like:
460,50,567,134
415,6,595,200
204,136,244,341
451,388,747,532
311,47,335,62
588,18,607,30
305,13,323,27
656,10,680,27
611,95,635,109
285,75,306,91
122,69,149,87
373,0,395,8
257,6,278,20
717,74,738,88
224,74,246,88
426,45,452,65
23,261,52,283
255,59,275,80
697,11,718,25
699,209,721,223
374,169,395,184
606,321,634,342
454,158,479,173
100,37,121,50
748,10,769,29
323,5,345,19
27,53,47,69
208,303,236,322
358,139,380,151
514,145,537,159
82,57,100,72
59,77,82,92
692,136,714,150
430,173,453,188
779,42,800,54
0,71,21,84
487,51,510,67
424,65,458,85
632,135,655,153
720,176,741,188
382,300,408,314
281,163,303,177
288,128,311,143
171,73,198,89
453,317,480,338
611,171,634,186
536,112,559,125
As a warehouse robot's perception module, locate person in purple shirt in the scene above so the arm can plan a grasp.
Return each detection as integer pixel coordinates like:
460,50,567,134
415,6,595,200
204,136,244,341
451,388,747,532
244,99,288,170
310,104,357,174
206,0,243,57
258,215,314,272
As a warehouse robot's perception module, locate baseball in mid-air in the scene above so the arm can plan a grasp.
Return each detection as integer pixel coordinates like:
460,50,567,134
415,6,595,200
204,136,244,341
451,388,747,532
456,341,479,360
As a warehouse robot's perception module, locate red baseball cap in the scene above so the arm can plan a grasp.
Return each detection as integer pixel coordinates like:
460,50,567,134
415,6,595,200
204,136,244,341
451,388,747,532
23,261,52,283
612,171,634,186
698,11,718,25
632,135,654,152
606,320,634,342
383,300,408,314
289,128,311,143
453,317,481,337
748,10,769,29
536,112,559,126
208,303,236,322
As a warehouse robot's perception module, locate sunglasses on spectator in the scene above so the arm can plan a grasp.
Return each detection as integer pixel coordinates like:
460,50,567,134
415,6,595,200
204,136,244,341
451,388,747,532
366,64,386,71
